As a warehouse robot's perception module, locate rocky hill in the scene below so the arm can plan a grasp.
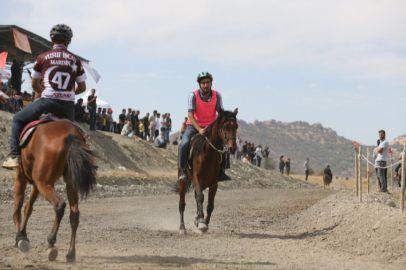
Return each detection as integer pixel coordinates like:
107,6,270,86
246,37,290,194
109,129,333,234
236,119,359,176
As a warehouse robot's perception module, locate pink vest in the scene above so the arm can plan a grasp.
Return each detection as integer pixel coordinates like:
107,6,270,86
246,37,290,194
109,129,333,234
187,89,217,127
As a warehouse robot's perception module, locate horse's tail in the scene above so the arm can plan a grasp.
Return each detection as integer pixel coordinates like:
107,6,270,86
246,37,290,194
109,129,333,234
66,134,97,197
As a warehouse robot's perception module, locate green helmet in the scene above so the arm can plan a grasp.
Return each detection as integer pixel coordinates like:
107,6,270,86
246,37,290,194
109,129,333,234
197,72,213,83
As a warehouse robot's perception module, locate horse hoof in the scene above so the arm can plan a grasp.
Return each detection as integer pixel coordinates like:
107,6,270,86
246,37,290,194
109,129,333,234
179,229,187,235
47,247,58,261
66,254,75,262
18,239,30,253
198,223,208,233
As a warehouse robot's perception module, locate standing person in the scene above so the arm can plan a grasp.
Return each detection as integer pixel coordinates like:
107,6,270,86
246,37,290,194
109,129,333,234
133,110,140,136
178,71,228,181
263,146,270,169
126,108,132,122
376,130,389,192
255,145,263,167
106,108,114,132
143,112,150,141
166,113,172,142
74,98,85,123
395,148,403,178
139,119,145,139
101,108,107,131
249,143,256,165
155,113,161,139
180,117,188,140
96,107,103,130
235,135,242,160
285,158,291,176
118,109,126,133
87,88,97,131
3,24,87,168
304,158,310,181
149,110,157,142
161,113,168,141
279,155,285,174
242,141,248,160
10,59,22,96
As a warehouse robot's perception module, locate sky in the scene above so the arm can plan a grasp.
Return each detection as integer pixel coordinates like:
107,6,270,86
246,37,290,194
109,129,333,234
3,0,406,145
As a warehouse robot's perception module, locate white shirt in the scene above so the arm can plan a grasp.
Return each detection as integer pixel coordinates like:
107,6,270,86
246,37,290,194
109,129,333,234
236,138,241,149
376,139,389,162
156,117,161,130
255,147,263,158
121,123,132,136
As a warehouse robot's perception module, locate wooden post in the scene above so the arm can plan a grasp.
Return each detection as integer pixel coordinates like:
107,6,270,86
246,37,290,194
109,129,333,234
390,152,393,191
367,147,370,194
359,145,362,202
354,147,359,196
401,142,405,211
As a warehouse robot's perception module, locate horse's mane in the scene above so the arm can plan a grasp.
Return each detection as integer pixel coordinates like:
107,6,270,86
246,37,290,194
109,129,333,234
192,110,236,156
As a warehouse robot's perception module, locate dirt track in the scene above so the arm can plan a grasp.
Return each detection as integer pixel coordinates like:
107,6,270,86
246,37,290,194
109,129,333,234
1,187,405,270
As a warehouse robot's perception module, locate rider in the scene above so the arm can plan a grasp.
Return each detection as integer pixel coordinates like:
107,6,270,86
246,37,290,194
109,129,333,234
324,165,333,179
178,72,230,181
2,24,87,169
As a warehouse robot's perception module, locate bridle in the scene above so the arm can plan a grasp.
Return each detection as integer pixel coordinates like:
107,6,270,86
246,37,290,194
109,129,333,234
204,116,236,154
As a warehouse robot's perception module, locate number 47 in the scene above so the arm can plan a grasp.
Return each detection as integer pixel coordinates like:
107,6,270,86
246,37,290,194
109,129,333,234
52,72,71,90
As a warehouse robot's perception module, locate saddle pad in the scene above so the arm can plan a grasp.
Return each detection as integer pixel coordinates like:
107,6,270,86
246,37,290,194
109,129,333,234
19,114,90,148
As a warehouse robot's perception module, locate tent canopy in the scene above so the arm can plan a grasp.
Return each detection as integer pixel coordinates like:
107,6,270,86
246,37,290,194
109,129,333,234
0,25,89,64
76,90,110,110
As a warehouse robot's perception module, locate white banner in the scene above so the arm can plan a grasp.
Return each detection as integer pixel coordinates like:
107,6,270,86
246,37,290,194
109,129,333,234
81,61,101,83
0,67,11,80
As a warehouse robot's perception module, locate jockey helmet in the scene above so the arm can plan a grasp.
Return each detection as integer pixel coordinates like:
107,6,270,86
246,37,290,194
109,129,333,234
197,72,213,83
50,24,73,41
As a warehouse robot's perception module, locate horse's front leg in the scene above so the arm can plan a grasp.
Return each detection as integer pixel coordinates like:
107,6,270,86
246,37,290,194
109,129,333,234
178,180,188,235
193,182,207,233
205,184,218,227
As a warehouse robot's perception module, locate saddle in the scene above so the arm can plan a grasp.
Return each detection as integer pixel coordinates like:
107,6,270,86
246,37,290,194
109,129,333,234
19,114,90,148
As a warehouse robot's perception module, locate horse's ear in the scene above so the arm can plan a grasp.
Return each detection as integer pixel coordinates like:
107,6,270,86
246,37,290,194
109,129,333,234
233,108,238,116
219,108,224,116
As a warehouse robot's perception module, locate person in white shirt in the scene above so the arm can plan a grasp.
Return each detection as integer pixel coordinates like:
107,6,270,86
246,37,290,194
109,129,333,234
255,145,263,167
121,119,132,136
376,130,389,192
235,135,242,160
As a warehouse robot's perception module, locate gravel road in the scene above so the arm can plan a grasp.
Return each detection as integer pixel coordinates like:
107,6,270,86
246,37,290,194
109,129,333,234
1,187,405,270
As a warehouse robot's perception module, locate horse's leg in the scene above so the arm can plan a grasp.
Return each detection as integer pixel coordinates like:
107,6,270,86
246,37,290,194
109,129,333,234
179,181,187,234
19,184,39,251
36,183,66,261
65,179,79,262
13,168,29,252
205,184,218,227
194,182,207,232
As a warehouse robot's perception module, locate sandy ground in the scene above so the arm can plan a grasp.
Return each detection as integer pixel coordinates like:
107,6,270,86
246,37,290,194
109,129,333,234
1,187,406,270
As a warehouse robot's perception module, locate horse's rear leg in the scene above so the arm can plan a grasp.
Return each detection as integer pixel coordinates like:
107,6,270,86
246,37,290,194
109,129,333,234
36,183,66,261
13,168,29,252
18,184,39,253
179,181,187,234
205,184,218,227
65,179,79,262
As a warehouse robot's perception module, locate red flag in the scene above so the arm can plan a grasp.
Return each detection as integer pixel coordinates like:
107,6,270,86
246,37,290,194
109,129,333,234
389,148,392,154
354,141,358,148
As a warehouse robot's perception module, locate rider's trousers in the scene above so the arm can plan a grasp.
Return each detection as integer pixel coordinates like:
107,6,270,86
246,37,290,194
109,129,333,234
179,125,199,169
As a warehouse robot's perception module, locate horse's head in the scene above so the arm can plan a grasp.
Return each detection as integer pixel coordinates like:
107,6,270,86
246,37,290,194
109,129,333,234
218,108,239,154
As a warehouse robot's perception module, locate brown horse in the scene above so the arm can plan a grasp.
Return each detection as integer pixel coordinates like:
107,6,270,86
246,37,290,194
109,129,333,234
178,109,238,234
323,174,332,189
13,120,97,262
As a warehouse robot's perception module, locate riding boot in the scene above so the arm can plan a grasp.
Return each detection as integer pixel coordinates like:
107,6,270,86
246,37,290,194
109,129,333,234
179,169,188,182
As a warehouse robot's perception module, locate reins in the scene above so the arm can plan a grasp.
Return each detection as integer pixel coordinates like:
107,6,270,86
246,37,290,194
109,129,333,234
204,116,236,154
